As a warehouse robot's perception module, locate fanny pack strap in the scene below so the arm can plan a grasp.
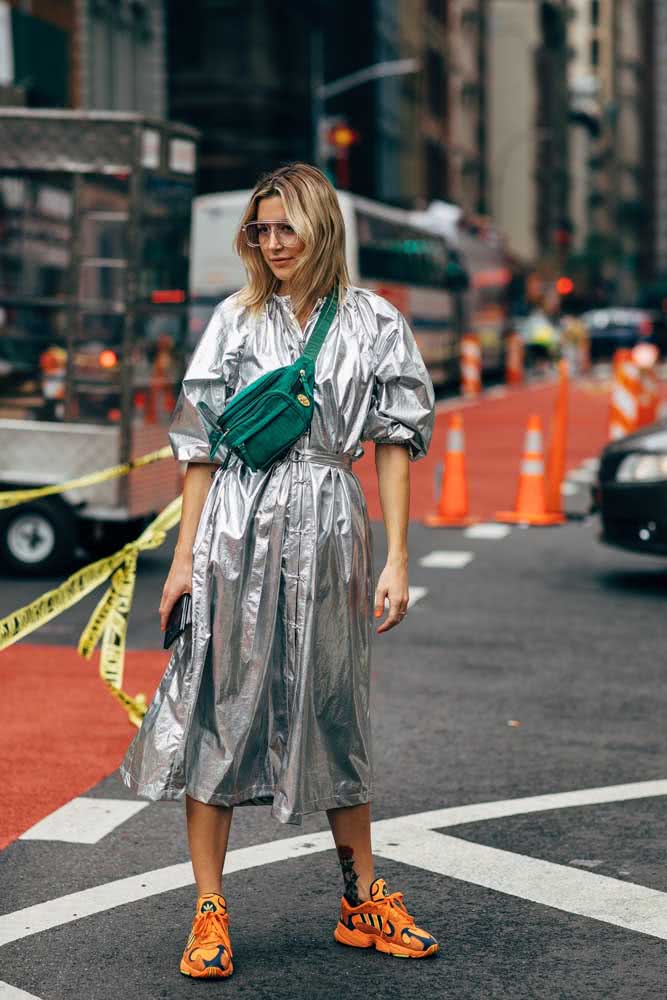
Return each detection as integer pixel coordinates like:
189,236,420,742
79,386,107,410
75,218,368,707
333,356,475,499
300,284,339,362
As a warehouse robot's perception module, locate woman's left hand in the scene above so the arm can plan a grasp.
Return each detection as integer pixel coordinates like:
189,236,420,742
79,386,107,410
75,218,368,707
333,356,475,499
374,558,409,633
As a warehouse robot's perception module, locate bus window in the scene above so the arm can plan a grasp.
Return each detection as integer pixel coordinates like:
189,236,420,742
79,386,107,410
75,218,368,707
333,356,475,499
356,209,449,288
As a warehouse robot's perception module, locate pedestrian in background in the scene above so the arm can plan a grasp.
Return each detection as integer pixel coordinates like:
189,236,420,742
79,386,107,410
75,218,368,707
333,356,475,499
120,163,438,978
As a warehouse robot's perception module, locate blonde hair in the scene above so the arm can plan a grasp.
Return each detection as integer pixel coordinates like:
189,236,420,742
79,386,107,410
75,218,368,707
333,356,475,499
234,163,349,319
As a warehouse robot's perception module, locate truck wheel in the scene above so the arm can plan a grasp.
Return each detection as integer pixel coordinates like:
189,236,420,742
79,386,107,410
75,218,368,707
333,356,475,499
0,500,76,576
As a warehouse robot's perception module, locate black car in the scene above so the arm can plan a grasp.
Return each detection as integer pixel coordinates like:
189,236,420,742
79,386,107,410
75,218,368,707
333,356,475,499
581,308,657,363
596,423,667,555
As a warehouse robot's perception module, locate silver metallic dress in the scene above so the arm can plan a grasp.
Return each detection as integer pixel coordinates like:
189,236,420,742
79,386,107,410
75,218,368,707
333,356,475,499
120,285,435,824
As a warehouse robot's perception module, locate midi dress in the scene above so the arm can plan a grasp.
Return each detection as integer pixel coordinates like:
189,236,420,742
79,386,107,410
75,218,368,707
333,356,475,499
120,284,435,825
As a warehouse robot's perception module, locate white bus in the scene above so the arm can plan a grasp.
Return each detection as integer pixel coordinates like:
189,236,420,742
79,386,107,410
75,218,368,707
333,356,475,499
411,200,511,374
189,190,465,387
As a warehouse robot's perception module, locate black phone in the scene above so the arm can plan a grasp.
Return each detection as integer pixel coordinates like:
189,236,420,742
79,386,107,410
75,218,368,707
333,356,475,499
163,593,192,649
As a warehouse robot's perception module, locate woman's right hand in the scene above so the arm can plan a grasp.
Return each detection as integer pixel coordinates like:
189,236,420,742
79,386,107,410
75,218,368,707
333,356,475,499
159,546,193,633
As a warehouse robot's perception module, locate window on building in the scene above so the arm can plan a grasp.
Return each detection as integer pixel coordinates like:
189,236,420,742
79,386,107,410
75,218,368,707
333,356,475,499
426,140,448,201
427,49,445,119
591,37,599,67
89,2,160,114
591,0,600,26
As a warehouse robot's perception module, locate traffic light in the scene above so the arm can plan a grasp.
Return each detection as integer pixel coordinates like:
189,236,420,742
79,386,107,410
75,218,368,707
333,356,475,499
324,119,360,190
556,276,574,296
328,124,360,149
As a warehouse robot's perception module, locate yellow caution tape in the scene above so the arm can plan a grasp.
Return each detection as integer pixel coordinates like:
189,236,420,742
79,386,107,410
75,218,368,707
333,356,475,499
0,495,183,727
0,445,173,511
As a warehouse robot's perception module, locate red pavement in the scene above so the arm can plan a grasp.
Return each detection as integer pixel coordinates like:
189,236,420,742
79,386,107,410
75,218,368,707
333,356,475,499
1,377,612,849
355,378,610,522
0,646,167,850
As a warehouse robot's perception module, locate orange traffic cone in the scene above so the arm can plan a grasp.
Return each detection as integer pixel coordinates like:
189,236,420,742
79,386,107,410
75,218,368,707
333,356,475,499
461,334,481,397
496,414,565,525
505,331,524,386
425,413,480,527
545,359,569,515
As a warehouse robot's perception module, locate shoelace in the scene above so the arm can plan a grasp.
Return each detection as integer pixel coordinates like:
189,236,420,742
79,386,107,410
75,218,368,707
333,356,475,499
192,910,230,945
375,891,416,929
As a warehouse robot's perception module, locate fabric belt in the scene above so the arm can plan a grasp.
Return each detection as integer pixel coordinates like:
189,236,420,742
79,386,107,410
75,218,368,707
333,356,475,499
290,447,353,470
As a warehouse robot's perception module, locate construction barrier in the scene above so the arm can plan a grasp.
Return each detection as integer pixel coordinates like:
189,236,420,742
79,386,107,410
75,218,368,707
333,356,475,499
0,496,182,727
608,349,640,440
0,445,181,727
0,446,172,511
424,413,479,528
577,331,591,376
545,360,569,516
638,366,659,427
505,332,524,386
496,414,565,526
461,333,482,397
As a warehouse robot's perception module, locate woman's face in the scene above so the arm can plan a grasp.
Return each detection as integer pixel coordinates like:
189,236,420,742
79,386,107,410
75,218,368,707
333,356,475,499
256,195,306,288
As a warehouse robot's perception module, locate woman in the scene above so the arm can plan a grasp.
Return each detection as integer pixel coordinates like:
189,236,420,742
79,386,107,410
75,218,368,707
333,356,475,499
120,163,437,979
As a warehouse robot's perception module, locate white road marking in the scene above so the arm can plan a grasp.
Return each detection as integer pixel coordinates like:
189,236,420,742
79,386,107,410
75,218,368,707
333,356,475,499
464,523,511,540
372,826,667,942
388,778,667,830
408,586,427,606
0,984,43,999
561,482,579,496
419,550,474,569
19,798,148,844
2,779,667,950
0,832,333,948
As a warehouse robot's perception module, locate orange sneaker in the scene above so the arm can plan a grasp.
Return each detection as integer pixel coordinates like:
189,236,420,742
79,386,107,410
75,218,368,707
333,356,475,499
180,892,234,978
334,877,439,959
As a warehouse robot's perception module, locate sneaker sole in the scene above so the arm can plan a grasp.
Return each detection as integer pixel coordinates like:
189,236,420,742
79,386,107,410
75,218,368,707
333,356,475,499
334,922,438,959
180,965,234,978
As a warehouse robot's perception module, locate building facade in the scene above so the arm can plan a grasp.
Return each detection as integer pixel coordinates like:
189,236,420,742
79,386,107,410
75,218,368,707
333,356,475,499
570,0,645,301
486,0,540,262
0,0,75,106
79,0,166,117
445,0,487,216
0,0,166,116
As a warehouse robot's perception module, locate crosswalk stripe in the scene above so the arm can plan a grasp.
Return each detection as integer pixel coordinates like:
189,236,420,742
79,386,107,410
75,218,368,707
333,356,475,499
0,983,43,999
3,780,667,951
19,798,148,845
373,827,667,942
464,523,511,540
408,586,427,606
419,551,474,569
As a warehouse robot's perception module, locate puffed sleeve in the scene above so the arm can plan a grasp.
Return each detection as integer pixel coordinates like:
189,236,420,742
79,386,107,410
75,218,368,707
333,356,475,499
168,300,237,464
361,305,436,461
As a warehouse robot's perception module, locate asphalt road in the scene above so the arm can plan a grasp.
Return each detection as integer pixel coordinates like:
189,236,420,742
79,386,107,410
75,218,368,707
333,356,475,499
2,509,667,999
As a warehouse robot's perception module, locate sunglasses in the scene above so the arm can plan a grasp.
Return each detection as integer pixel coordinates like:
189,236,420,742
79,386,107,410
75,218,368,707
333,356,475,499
242,221,301,248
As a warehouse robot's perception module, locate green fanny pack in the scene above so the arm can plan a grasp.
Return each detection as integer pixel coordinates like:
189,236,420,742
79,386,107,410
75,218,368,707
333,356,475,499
197,285,339,473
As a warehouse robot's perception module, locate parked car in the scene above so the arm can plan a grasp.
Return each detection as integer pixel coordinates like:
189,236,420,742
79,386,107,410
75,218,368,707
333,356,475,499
581,308,655,363
595,422,667,555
